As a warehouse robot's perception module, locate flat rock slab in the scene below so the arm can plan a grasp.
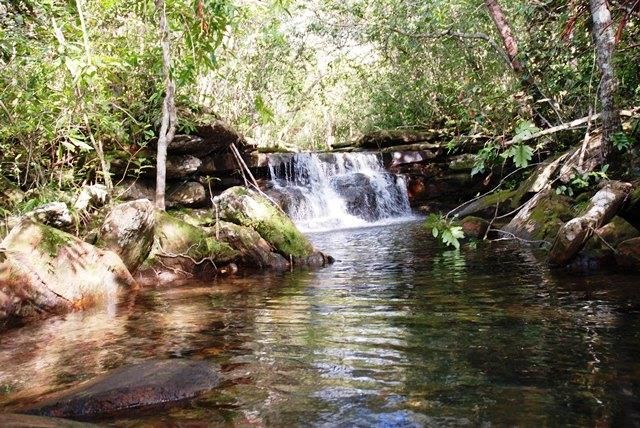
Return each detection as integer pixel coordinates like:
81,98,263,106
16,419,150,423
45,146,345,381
0,413,96,427
22,359,221,420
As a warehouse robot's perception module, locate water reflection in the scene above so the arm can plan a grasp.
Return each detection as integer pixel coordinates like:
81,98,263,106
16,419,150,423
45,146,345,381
0,221,639,425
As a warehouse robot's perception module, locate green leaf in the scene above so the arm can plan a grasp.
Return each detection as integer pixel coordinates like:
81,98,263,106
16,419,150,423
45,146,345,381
510,144,534,168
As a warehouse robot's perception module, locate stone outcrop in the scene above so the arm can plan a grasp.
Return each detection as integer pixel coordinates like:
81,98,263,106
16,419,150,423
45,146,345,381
215,221,290,270
22,359,221,420
214,187,314,258
0,220,135,329
98,200,156,272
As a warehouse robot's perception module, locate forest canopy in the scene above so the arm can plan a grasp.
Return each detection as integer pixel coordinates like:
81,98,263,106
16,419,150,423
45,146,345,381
0,0,639,191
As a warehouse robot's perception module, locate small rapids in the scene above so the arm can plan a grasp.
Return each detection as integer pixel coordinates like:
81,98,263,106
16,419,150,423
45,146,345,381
267,152,413,232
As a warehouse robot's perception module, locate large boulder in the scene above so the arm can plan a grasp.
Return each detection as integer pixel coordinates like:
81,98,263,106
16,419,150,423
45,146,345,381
22,359,221,420
137,212,237,284
215,221,289,270
98,200,156,273
214,187,314,258
0,220,135,329
115,178,155,202
501,189,574,242
166,155,202,178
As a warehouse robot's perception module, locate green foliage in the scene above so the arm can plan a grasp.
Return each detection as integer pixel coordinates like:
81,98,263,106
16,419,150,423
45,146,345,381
556,165,610,197
1,0,639,186
612,132,632,152
502,143,534,168
425,213,465,250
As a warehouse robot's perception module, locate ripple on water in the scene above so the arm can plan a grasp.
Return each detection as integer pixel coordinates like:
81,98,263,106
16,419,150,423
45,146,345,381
1,220,640,425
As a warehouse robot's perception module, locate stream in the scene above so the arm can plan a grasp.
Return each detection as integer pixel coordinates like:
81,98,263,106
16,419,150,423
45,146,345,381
1,220,640,426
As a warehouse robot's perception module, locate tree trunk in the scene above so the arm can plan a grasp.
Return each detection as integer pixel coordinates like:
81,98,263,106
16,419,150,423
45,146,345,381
483,0,548,125
155,0,177,211
589,0,622,154
483,0,523,73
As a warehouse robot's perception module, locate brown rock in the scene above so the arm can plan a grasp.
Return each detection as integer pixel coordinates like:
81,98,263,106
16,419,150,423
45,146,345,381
167,182,208,208
22,359,221,420
460,216,490,239
0,414,95,427
0,220,136,329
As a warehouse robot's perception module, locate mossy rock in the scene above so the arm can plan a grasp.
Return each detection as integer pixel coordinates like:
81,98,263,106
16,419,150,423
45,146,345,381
502,189,574,242
150,212,237,264
213,221,289,270
0,220,135,330
213,187,314,258
588,216,640,251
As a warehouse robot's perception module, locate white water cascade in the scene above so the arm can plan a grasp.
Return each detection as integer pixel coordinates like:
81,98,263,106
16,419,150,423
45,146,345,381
267,153,413,232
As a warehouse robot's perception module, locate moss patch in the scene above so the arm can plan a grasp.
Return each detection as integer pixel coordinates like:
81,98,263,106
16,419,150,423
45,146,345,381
526,192,574,241
154,212,236,262
215,187,313,258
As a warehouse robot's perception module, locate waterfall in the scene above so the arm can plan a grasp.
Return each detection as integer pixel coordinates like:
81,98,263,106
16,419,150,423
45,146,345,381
267,153,413,232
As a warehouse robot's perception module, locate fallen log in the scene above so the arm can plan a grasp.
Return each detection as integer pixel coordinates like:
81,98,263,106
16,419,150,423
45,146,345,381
503,107,639,148
548,181,633,267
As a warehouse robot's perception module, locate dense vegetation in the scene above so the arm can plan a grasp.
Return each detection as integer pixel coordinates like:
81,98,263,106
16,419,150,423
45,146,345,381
0,0,638,197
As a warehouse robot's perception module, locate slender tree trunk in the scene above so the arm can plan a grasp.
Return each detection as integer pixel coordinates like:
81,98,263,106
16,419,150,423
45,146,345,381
483,0,549,125
155,0,177,210
483,0,523,73
589,0,622,154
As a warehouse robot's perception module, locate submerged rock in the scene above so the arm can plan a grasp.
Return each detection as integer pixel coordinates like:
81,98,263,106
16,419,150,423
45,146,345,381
0,413,95,427
98,199,156,273
0,220,135,329
22,359,221,420
214,186,314,258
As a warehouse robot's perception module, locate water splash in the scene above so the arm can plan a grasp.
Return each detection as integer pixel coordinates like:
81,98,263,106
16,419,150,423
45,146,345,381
267,153,413,232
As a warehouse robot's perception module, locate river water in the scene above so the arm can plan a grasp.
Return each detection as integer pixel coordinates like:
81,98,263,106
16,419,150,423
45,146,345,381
1,220,640,426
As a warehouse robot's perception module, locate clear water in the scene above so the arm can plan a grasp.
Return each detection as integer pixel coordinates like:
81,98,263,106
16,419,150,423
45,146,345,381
268,153,414,232
1,220,640,426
